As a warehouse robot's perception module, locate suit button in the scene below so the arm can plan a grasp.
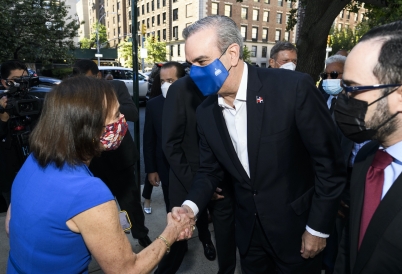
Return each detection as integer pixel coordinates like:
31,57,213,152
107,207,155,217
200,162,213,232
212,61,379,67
253,190,258,196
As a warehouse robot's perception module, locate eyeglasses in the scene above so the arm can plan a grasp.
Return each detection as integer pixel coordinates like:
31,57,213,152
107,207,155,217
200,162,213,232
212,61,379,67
320,71,343,80
341,81,402,93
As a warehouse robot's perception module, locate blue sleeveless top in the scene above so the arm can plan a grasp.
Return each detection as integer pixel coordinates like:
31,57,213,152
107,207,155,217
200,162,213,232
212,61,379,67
7,154,114,274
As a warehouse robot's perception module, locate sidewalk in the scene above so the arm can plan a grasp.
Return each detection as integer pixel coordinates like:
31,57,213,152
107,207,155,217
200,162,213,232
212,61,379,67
0,185,241,273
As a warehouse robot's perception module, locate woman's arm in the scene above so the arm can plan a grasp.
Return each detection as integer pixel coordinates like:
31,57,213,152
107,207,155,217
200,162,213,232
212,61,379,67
68,200,193,274
5,204,11,237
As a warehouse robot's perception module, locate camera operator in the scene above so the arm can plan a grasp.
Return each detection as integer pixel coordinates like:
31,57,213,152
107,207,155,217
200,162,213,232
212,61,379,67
0,60,33,205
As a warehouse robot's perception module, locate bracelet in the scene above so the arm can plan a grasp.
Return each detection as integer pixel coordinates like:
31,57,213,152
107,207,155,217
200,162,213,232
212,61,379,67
157,235,171,254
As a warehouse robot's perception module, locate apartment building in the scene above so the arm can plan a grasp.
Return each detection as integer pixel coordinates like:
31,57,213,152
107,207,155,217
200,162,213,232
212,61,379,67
334,5,366,31
81,0,296,67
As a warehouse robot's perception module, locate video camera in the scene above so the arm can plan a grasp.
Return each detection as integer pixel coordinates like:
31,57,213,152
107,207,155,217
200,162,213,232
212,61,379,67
0,76,41,116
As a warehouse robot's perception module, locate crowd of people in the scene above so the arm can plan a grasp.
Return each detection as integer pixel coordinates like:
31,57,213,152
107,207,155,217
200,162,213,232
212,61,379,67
1,14,402,274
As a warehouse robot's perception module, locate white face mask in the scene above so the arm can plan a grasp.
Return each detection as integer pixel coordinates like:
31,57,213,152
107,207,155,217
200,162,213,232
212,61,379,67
322,79,343,95
279,62,296,71
161,82,172,98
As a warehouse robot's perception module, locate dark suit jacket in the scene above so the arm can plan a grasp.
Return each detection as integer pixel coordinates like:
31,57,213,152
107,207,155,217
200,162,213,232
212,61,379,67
335,141,402,274
162,76,206,209
186,64,347,263
89,80,139,192
143,95,170,185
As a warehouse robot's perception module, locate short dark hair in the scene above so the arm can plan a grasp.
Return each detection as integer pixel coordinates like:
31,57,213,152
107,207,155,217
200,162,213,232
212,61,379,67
72,59,99,76
1,60,27,79
161,62,186,78
270,41,298,59
29,76,118,168
358,20,402,85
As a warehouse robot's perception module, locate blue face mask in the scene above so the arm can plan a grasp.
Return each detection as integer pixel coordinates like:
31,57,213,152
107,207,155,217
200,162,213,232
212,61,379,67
189,51,230,96
322,79,343,95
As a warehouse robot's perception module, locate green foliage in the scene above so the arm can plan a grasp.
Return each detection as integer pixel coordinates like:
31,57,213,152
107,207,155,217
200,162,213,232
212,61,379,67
364,0,402,28
79,23,108,49
145,36,167,64
0,0,80,62
41,68,73,79
330,28,358,56
118,40,134,68
242,46,252,63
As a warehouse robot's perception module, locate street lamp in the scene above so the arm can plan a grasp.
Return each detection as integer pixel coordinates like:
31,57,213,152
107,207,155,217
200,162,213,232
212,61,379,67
96,12,116,66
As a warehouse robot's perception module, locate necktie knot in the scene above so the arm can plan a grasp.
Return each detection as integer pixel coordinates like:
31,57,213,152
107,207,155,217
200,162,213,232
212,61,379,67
371,150,393,170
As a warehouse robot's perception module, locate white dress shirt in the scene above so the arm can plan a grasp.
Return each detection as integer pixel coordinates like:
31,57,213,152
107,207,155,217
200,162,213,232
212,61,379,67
381,141,402,199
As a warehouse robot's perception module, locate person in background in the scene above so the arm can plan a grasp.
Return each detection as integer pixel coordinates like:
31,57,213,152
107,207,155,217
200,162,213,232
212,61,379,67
143,62,186,214
268,41,298,70
105,73,114,80
5,76,194,273
72,60,152,248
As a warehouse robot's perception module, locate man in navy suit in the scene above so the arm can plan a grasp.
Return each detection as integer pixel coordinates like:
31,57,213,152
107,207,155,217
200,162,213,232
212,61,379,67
173,15,346,273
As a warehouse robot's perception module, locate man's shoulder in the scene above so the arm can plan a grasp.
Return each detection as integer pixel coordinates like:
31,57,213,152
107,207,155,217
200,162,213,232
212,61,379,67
147,95,164,107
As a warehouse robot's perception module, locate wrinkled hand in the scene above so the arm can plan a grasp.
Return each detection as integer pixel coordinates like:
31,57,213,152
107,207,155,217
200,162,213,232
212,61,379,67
211,187,224,201
171,206,196,241
300,230,326,259
148,172,161,187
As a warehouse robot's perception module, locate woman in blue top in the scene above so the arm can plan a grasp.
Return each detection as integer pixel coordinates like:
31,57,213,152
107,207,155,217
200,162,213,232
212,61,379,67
5,76,194,274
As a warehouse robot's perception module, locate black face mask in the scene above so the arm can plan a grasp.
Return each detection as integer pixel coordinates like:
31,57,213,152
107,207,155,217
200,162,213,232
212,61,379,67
334,91,399,143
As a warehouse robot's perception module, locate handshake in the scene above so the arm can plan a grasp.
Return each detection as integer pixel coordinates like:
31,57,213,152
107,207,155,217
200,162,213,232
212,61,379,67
164,205,197,242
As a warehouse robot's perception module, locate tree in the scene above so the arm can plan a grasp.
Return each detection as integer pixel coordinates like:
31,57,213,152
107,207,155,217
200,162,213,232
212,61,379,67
118,40,133,68
329,21,370,55
145,36,167,64
0,0,80,62
284,0,392,81
79,23,108,49
242,46,252,63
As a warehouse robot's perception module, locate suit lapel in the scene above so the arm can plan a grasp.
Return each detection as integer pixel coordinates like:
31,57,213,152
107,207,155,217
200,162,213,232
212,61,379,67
354,163,402,273
349,142,378,272
212,100,251,184
246,64,264,183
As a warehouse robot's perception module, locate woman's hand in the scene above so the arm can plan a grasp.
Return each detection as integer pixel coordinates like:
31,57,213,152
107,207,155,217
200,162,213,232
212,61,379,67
165,210,196,242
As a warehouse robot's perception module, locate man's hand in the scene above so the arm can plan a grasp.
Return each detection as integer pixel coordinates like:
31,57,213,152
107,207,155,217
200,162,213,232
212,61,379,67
0,96,9,122
300,230,326,259
171,206,196,240
211,187,224,201
148,172,161,187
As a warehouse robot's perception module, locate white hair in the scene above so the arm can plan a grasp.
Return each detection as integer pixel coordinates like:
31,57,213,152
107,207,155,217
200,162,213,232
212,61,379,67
325,55,347,66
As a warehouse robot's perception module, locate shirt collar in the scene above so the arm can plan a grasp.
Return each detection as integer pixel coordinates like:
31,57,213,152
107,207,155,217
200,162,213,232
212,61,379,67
218,62,248,107
383,140,402,164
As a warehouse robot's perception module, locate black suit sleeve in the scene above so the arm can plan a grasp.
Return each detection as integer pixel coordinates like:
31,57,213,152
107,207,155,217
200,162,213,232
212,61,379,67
0,120,8,140
110,80,138,122
162,82,194,192
143,102,157,173
295,74,347,234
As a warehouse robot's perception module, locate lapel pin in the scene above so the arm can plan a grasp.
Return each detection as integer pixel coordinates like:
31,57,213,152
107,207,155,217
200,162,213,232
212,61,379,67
256,96,264,104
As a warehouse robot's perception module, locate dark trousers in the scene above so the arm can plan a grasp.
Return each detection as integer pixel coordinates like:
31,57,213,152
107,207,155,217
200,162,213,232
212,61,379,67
104,166,149,239
241,218,322,274
142,175,170,213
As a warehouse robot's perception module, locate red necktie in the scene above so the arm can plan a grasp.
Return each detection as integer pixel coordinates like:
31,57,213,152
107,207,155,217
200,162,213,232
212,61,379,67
358,149,393,249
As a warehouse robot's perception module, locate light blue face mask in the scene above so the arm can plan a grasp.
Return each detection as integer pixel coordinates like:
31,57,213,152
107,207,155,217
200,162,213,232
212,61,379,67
189,50,230,96
322,79,343,95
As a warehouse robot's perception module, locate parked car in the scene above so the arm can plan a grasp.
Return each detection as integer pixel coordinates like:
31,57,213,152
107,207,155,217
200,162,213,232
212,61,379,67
98,66,148,101
37,76,61,86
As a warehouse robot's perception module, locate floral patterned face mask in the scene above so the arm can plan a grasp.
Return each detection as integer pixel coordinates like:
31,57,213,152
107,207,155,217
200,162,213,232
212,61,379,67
100,114,128,151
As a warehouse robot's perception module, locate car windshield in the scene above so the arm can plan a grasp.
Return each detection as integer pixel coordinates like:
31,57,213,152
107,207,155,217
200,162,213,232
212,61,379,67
103,69,145,81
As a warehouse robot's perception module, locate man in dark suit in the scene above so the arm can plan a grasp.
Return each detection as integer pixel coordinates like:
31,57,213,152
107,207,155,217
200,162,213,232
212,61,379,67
172,15,346,273
72,60,152,247
156,69,236,272
334,21,402,274
143,61,186,213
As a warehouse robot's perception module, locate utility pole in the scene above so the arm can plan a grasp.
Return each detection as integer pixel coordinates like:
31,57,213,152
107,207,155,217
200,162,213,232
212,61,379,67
141,24,146,72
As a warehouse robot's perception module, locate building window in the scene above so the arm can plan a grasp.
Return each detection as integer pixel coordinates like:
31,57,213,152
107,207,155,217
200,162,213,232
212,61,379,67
178,44,180,56
262,28,268,41
157,15,160,25
346,11,350,19
252,27,258,41
224,5,231,17
170,45,174,56
354,12,358,21
129,12,131,20
276,13,282,24
163,28,166,40
338,23,342,31
173,0,177,2
275,29,281,41
254,0,260,2
261,63,266,68
263,11,269,22
264,0,270,3
345,24,349,29
241,8,248,19
113,28,116,36
137,7,139,16
142,4,144,14
113,17,115,23
163,0,166,6
118,14,121,22
156,30,160,41
211,3,219,15
253,9,259,21
152,0,154,11
147,18,150,28
173,26,178,38
277,0,283,6
286,14,290,24
163,12,166,23
241,26,247,41
262,46,267,58
251,46,257,57
340,10,344,18
284,31,289,41
112,5,114,11
146,2,149,13
173,8,178,20
152,16,155,26
186,4,192,17
117,2,120,10
157,0,160,8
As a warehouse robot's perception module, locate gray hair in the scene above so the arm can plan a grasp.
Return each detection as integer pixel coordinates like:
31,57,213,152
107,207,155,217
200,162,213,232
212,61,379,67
325,55,347,66
182,15,244,59
270,41,297,59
